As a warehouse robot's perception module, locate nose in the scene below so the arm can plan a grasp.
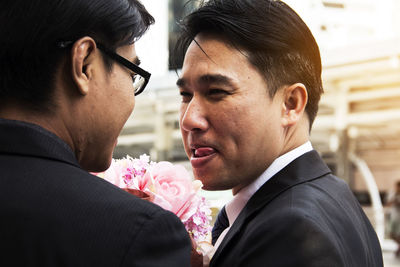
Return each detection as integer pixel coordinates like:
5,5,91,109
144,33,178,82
180,96,208,132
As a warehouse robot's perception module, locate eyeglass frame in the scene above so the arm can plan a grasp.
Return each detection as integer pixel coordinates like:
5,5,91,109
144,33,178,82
57,41,151,96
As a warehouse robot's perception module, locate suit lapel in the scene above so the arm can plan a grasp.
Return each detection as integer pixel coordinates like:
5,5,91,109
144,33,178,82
211,150,331,263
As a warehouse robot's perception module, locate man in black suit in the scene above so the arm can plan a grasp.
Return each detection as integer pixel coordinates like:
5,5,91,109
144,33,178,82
176,0,383,266
0,0,191,266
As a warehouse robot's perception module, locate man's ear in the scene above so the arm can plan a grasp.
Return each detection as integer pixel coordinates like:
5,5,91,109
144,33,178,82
70,37,97,95
281,83,308,127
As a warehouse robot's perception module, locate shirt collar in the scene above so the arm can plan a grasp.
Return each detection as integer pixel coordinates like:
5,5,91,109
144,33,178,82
225,141,313,225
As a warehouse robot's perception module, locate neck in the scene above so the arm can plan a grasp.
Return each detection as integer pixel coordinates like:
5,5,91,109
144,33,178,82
281,116,310,156
0,104,76,153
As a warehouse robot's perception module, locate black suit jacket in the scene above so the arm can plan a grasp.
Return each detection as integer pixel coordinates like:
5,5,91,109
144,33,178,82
0,118,191,267
211,150,383,267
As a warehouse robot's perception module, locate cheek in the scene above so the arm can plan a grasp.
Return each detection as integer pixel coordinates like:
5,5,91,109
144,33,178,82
179,112,188,137
180,132,191,154
125,98,135,119
113,75,135,115
227,108,275,149
213,105,247,138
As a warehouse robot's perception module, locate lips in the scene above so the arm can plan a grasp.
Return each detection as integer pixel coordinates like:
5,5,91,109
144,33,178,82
194,147,216,157
190,145,217,169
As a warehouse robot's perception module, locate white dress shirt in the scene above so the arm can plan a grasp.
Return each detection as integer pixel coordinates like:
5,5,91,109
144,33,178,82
214,141,313,250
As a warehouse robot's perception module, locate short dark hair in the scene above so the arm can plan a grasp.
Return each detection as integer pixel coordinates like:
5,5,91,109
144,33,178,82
176,0,323,128
0,0,154,112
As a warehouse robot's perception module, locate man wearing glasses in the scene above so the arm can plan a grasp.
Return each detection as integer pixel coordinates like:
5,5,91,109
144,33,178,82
177,0,383,266
0,0,190,266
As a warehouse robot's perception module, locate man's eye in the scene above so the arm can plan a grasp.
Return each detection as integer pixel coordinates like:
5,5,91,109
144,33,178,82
209,89,228,95
180,91,192,102
180,91,191,97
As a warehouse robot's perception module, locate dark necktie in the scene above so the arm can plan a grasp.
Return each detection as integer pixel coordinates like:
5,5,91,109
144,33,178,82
212,206,229,245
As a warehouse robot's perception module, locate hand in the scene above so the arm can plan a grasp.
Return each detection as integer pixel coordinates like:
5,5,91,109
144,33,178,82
190,236,204,267
123,188,154,202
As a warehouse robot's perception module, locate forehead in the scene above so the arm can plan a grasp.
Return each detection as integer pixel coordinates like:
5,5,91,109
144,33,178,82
185,35,244,61
180,34,261,86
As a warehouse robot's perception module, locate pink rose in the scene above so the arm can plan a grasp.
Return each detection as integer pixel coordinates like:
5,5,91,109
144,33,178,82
94,155,212,245
121,160,149,191
144,162,198,221
99,157,151,191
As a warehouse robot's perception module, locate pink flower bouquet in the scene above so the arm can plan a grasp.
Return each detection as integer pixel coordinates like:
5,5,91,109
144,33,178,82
95,154,212,244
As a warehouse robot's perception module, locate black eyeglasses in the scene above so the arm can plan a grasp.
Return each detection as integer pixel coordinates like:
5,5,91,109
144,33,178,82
58,41,151,96
96,43,150,96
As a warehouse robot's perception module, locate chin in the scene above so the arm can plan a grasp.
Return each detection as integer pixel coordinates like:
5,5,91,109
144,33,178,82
80,154,113,173
203,184,234,191
199,177,234,191
95,161,112,172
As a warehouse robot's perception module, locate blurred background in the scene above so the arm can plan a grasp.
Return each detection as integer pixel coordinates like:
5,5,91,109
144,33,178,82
114,0,400,263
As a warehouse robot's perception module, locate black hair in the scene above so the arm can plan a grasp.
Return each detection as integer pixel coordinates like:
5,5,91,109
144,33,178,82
176,0,323,128
0,0,154,112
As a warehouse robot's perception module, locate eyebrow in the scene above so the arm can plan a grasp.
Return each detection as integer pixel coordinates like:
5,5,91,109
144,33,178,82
176,74,235,88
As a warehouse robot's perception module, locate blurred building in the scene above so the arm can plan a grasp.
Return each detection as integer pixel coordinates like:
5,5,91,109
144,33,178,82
284,0,400,197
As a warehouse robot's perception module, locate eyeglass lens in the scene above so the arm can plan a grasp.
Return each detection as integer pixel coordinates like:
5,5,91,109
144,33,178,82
133,75,146,94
